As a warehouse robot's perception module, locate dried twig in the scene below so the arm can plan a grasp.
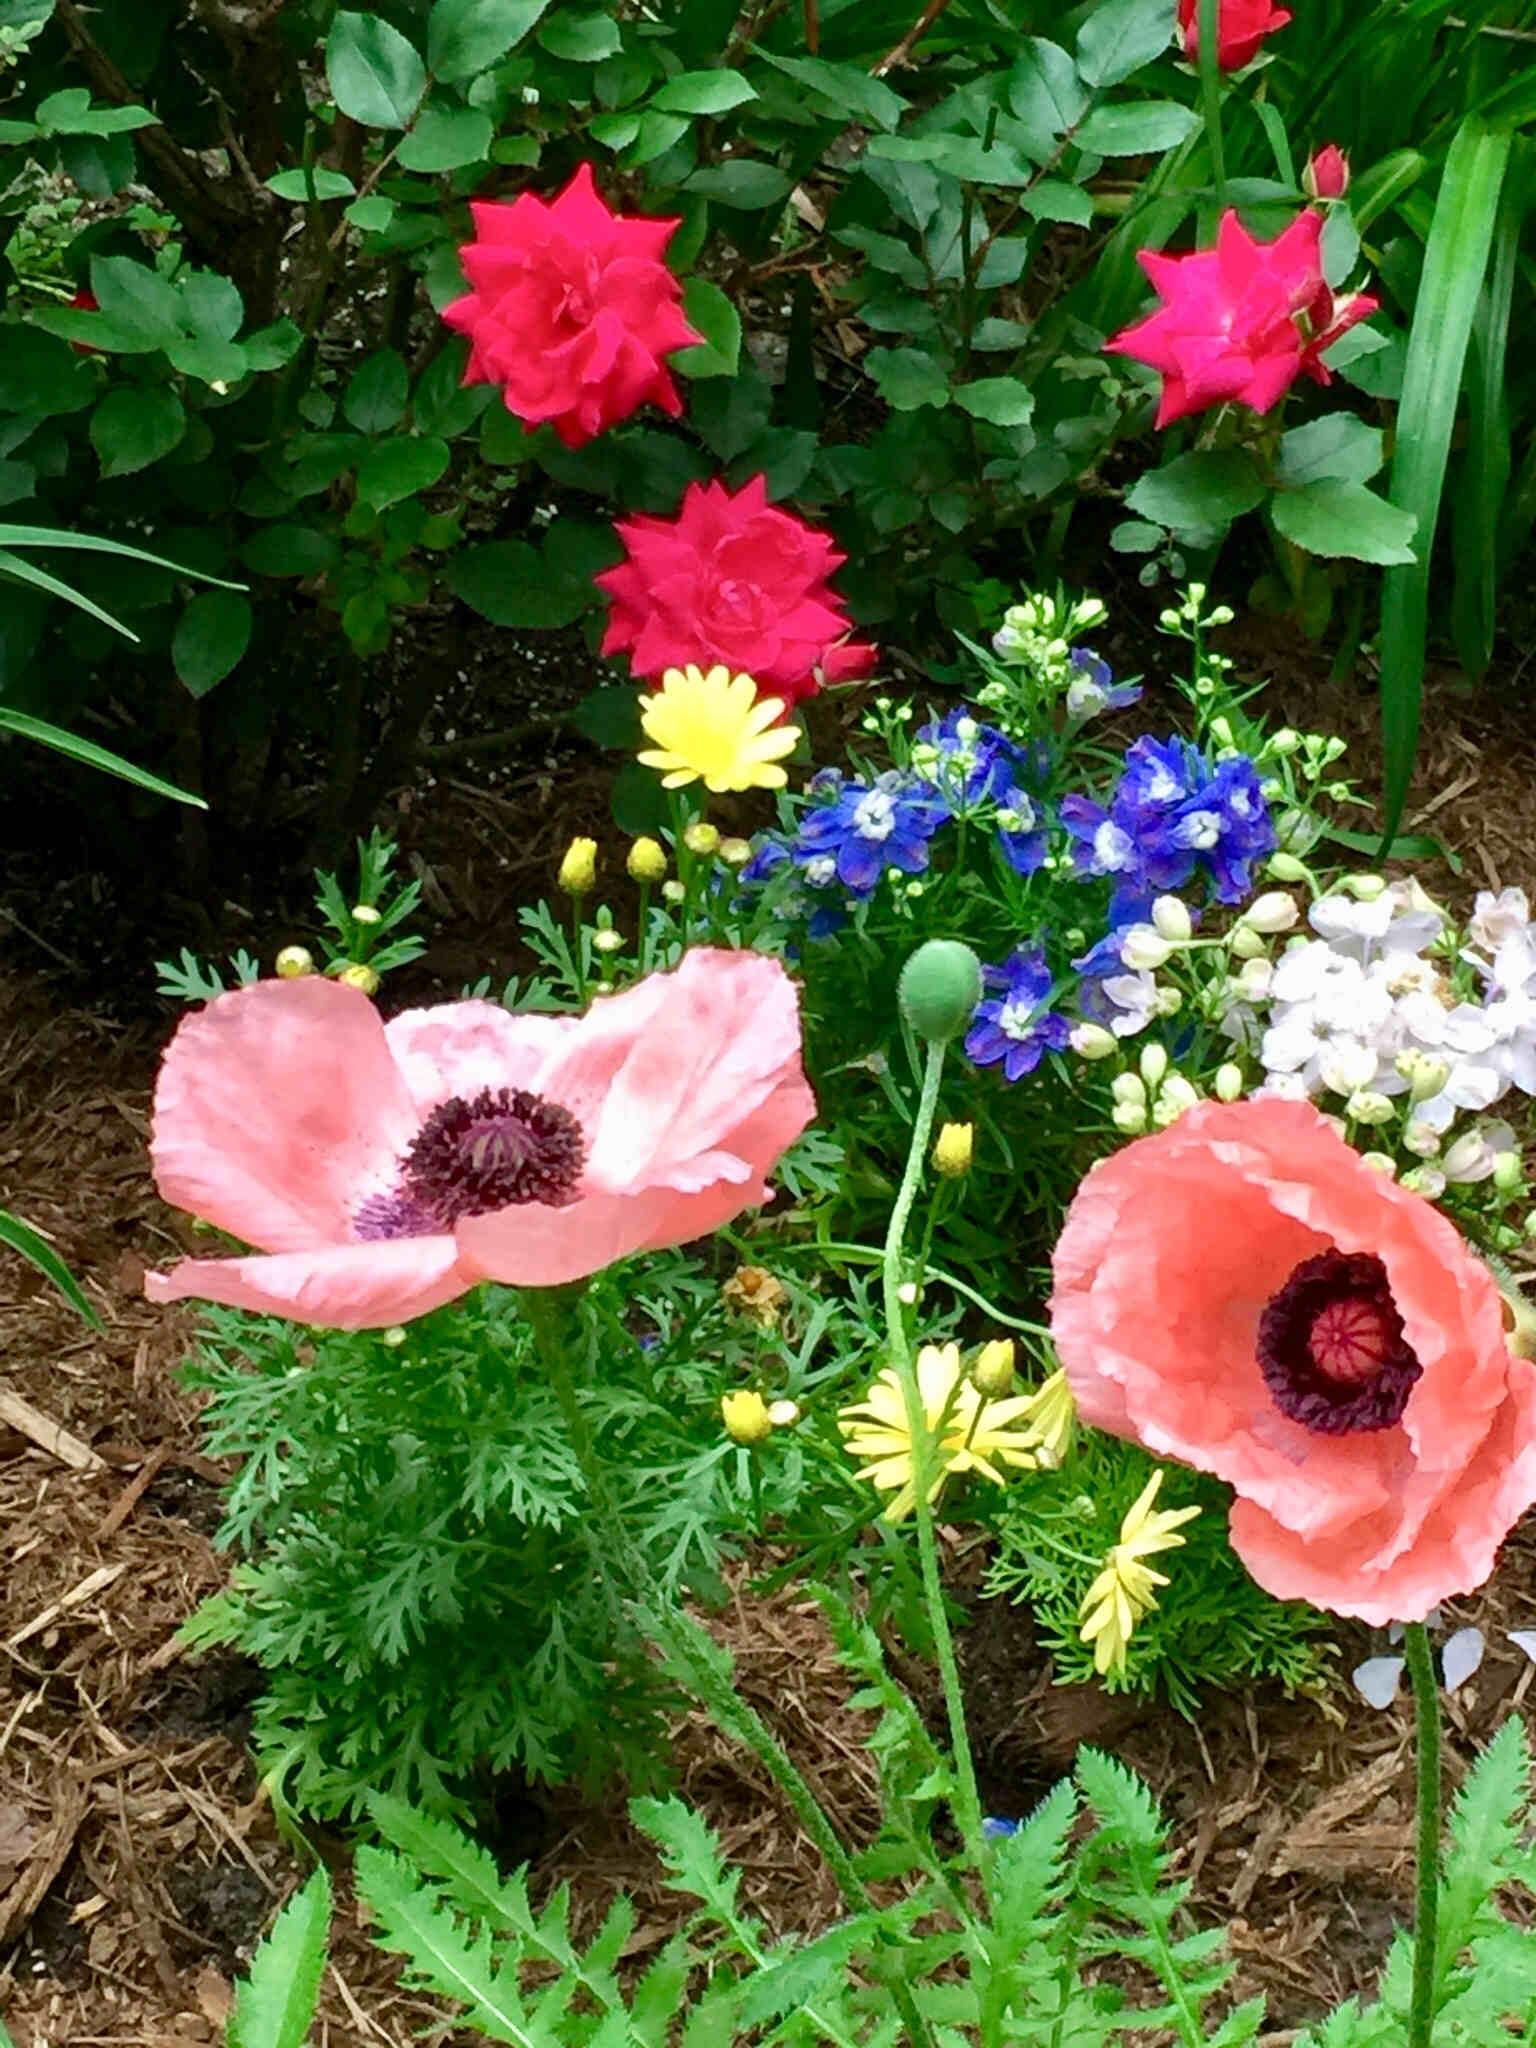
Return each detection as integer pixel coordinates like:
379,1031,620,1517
874,0,956,76
0,1390,104,1473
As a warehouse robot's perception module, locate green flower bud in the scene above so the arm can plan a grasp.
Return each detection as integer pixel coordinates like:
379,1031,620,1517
1493,1151,1524,1193
898,939,984,1044
1214,1063,1244,1102
1267,852,1310,883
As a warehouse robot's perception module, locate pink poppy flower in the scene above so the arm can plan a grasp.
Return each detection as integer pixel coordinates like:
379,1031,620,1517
1050,1099,1536,1625
595,473,877,712
1177,0,1291,71
441,162,702,450
146,951,814,1331
1106,209,1378,428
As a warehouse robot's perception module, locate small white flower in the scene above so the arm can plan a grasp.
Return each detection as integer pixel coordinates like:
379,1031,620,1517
851,790,896,841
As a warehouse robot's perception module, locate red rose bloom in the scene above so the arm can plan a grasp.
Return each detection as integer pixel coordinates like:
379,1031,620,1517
442,162,702,450
595,474,877,710
1106,209,1378,428
1177,0,1291,70
1050,1099,1536,1625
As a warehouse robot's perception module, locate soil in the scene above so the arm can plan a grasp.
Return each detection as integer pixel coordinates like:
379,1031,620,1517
5,590,1536,2042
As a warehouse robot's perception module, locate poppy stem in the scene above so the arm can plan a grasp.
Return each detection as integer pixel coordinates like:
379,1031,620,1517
881,1036,987,1867
1403,1618,1442,2048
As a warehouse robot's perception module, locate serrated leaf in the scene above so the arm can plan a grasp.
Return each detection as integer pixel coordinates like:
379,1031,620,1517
267,167,356,200
1126,449,1267,530
1271,480,1418,564
173,589,253,697
1075,0,1175,88
355,1845,539,2042
397,104,493,171
228,1867,331,2048
326,12,427,128
1074,101,1199,157
427,0,550,80
954,376,1033,426
1276,414,1384,487
355,435,449,509
672,277,740,379
650,70,757,115
90,385,186,476
865,346,950,411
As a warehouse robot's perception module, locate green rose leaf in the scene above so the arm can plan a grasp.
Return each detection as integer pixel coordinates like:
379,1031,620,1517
397,105,493,171
412,341,493,437
1126,450,1268,531
1270,480,1419,564
172,589,253,697
954,377,1034,427
672,277,741,380
1276,415,1385,487
865,346,950,412
1074,101,1200,156
267,167,357,200
326,12,427,128
344,349,409,434
355,435,450,509
751,52,906,132
445,536,593,626
1006,39,1088,153
345,195,396,232
683,160,792,209
1075,0,1175,88
536,10,621,60
33,87,158,136
0,328,94,415
88,254,183,347
243,524,341,576
90,386,187,477
650,70,758,115
427,0,551,81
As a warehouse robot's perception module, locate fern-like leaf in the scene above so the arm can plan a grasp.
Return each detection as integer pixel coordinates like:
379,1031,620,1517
354,1845,542,2046
227,1866,331,2048
1438,1713,1530,1963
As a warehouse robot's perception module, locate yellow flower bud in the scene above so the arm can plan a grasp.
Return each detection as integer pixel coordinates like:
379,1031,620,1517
381,1325,408,1347
766,1398,801,1427
971,1338,1015,1396
334,961,380,995
626,836,668,883
718,836,753,866
274,945,314,979
683,820,720,856
558,836,598,895
662,879,686,904
591,928,625,954
721,1390,774,1444
931,1121,974,1178
351,903,382,926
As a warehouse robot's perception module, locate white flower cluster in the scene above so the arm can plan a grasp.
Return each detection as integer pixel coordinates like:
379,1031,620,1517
1227,879,1535,1197
988,592,1108,683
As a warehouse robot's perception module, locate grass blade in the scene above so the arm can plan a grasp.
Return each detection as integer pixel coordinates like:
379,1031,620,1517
1450,140,1529,679
1378,114,1511,846
0,1210,101,1326
0,545,139,640
0,707,208,807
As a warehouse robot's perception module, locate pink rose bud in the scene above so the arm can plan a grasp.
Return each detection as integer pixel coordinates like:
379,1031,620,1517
1304,145,1350,200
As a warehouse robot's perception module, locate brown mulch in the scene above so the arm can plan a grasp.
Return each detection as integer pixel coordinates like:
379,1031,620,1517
4,644,1536,2039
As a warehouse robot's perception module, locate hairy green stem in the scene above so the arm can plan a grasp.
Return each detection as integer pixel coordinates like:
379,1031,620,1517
1404,1619,1442,2048
880,1037,986,1862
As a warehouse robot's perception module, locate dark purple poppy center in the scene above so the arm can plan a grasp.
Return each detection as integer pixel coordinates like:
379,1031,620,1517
1256,1249,1422,1436
354,1086,585,1241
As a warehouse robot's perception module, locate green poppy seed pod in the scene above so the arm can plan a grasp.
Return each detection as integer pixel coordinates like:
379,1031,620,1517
898,939,983,1044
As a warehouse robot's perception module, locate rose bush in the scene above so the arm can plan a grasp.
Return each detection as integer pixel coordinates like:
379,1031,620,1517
596,475,876,709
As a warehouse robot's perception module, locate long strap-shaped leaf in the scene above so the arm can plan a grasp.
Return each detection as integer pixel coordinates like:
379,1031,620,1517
0,1209,101,1326
0,707,207,806
1379,115,1511,847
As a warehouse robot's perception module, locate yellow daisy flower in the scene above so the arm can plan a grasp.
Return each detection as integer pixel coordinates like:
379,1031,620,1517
637,664,798,793
1078,1470,1199,1676
838,1341,1039,1523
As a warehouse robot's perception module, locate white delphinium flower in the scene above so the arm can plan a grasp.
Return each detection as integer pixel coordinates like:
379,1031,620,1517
1467,886,1529,954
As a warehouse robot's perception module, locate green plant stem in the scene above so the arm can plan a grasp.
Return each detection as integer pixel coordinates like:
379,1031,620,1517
881,1037,986,1864
1196,0,1227,212
570,898,587,1006
520,1285,938,2048
1404,1619,1442,2048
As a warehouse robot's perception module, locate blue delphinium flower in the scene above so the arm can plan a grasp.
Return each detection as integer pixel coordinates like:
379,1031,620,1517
1060,734,1275,920
792,771,948,896
913,706,1053,877
1065,646,1142,721
964,947,1072,1081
